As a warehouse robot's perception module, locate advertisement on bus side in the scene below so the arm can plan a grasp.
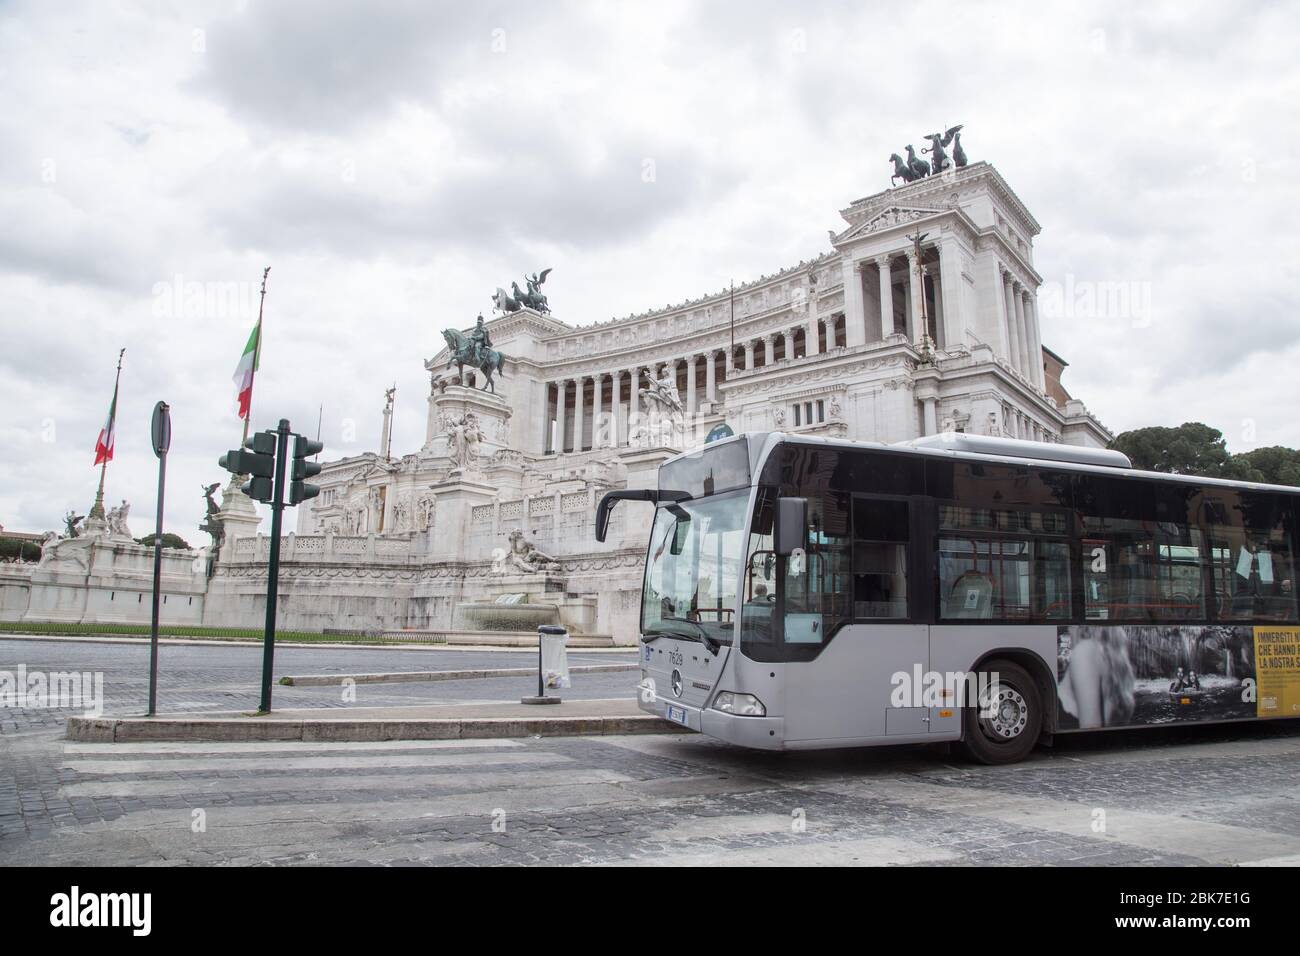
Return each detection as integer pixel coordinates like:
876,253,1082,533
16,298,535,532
1055,625,1300,729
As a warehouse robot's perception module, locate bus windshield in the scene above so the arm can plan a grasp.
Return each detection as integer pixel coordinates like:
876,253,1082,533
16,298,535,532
641,489,749,646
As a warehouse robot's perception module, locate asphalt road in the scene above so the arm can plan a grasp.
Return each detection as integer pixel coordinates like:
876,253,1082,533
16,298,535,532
3,638,1299,866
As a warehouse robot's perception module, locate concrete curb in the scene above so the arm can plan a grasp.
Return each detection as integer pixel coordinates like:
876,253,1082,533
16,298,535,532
279,663,640,686
66,713,687,743
0,633,639,653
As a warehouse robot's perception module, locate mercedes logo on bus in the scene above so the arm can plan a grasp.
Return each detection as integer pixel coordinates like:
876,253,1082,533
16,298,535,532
670,669,683,698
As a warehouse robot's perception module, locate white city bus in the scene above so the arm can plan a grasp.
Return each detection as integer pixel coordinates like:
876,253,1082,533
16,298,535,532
596,432,1300,763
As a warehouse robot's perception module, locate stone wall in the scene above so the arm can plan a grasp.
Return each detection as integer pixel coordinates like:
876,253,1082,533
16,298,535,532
2,535,208,627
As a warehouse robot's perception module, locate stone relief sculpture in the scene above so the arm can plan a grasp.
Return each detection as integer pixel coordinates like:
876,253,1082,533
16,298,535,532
416,492,436,532
773,407,786,426
391,495,411,533
445,413,484,473
506,529,560,573
828,396,842,420
346,493,369,534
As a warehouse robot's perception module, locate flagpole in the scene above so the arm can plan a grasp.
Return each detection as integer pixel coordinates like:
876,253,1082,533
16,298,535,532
241,266,270,446
89,348,125,521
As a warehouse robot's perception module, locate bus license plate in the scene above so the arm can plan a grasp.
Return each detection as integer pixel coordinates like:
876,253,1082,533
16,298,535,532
665,705,688,726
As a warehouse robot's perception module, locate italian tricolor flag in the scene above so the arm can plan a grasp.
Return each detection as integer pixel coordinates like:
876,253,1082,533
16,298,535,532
93,384,118,465
232,318,261,420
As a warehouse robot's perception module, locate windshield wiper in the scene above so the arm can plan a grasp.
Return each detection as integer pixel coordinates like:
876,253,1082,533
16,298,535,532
647,617,720,656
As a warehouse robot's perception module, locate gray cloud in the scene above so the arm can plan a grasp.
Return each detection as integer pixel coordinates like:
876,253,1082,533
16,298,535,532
195,1,562,133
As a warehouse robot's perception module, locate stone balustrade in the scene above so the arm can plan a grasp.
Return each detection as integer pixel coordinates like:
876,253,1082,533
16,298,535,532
226,532,415,564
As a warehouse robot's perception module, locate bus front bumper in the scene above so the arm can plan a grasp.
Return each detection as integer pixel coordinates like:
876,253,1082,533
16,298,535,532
640,693,786,749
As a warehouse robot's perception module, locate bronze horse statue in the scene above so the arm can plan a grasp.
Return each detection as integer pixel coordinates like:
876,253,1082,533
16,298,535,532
442,328,505,393
889,153,917,185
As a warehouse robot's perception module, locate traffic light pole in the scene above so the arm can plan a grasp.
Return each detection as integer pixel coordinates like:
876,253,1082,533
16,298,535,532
220,416,321,715
259,418,291,713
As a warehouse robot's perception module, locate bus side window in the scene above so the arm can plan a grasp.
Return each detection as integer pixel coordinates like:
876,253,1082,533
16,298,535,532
785,493,851,641
852,497,909,619
1204,493,1298,623
1082,517,1162,622
937,505,1070,622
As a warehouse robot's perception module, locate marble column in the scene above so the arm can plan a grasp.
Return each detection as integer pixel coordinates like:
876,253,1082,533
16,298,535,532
685,355,697,415
906,250,923,344
875,256,894,340
922,397,938,436
574,376,587,452
1002,268,1022,373
764,335,775,366
555,380,569,454
1013,284,1031,375
705,351,718,404
541,382,551,453
939,238,963,350
1024,290,1044,388
612,371,625,447
928,266,943,347
805,311,820,356
632,367,644,423
841,258,866,347
593,372,606,448
743,341,755,369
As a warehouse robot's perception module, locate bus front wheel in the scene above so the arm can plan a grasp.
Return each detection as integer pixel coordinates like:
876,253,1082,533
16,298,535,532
958,659,1042,765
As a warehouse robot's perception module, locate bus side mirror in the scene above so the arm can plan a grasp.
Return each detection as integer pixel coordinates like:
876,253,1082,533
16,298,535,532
595,494,617,542
595,489,659,542
774,497,807,556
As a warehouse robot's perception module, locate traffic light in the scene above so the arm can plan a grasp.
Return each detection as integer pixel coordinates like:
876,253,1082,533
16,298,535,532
289,435,324,505
219,432,276,503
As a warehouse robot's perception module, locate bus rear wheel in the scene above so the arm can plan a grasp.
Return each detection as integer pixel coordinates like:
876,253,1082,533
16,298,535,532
958,659,1042,765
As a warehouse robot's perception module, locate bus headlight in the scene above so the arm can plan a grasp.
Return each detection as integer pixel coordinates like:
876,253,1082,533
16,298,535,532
712,692,766,717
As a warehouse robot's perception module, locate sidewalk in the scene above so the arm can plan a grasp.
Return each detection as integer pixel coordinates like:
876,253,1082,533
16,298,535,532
66,697,686,744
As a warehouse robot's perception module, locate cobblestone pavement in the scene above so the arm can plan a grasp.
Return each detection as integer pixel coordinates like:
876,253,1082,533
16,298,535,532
3,639,1299,866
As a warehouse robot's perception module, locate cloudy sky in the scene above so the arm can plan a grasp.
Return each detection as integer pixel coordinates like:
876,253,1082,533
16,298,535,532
2,0,1298,540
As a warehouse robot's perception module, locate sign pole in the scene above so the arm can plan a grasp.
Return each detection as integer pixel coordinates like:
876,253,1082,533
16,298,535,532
147,401,171,717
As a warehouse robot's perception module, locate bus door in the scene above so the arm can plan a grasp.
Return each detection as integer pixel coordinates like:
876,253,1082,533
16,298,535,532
782,494,929,743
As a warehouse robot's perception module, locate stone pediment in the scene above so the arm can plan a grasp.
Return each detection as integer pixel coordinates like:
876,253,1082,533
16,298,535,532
839,205,946,242
353,461,397,484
